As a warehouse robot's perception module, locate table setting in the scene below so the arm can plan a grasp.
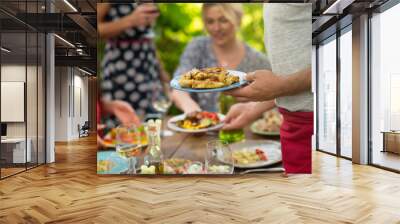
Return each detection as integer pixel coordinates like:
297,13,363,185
97,67,284,175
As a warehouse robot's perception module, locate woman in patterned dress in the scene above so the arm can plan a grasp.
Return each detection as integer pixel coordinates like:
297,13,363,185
98,3,168,122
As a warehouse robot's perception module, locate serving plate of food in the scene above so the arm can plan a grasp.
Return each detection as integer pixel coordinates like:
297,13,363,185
102,125,148,148
250,109,282,136
167,111,225,133
228,140,281,168
170,67,247,93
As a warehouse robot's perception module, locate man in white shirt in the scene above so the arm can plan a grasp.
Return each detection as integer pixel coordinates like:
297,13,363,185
224,3,313,174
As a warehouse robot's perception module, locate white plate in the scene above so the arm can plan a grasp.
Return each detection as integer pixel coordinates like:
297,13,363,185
167,113,225,133
250,119,280,136
229,140,282,168
170,69,247,93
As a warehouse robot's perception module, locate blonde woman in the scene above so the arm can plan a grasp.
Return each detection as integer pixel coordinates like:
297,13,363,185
171,3,271,114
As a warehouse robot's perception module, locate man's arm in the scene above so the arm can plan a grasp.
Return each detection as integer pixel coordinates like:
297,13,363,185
226,67,311,102
281,67,311,97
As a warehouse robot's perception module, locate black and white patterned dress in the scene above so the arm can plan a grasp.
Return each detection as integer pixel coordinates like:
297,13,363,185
101,3,161,118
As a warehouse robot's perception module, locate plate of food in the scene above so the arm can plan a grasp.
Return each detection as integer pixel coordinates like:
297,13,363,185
167,111,225,133
102,125,148,148
250,109,282,136
170,67,247,93
228,140,281,168
163,158,204,174
97,151,127,174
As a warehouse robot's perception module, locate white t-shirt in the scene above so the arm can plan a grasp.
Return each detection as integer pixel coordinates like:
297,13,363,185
263,3,313,112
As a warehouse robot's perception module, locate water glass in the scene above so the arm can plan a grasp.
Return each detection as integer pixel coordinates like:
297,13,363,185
115,124,142,174
205,140,234,174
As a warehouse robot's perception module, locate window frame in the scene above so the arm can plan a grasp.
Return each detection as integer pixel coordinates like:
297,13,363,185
315,24,353,161
0,1,48,180
368,0,400,173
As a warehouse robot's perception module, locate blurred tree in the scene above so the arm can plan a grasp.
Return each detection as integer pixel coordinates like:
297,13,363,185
98,3,265,77
98,3,265,115
154,3,203,75
240,4,265,53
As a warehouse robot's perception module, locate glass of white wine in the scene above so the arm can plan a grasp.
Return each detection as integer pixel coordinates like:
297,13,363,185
152,82,173,137
115,124,144,174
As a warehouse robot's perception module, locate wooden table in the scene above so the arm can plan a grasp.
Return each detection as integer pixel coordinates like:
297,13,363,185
381,131,400,154
97,119,282,175
166,127,283,174
163,126,277,155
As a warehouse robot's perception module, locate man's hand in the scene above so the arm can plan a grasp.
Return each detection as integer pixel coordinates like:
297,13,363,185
223,103,257,130
225,68,311,102
225,70,285,102
222,101,276,131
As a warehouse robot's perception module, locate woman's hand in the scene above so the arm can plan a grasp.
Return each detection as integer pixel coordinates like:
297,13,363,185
123,4,159,28
98,100,141,148
110,100,141,126
171,90,202,115
183,103,201,115
102,100,141,127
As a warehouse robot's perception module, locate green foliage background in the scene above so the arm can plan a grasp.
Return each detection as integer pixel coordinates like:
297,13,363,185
98,3,265,115
98,3,265,77
154,3,265,75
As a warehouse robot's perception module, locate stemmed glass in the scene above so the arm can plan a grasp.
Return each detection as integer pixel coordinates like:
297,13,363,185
115,124,144,174
205,140,234,174
151,82,173,137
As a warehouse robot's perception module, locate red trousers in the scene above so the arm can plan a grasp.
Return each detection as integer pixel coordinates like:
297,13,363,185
278,107,314,174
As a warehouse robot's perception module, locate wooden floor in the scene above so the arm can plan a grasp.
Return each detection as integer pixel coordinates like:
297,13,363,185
373,150,400,171
1,167,25,177
1,135,400,224
1,163,45,178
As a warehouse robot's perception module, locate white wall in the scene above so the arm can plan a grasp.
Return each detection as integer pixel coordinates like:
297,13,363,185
73,73,89,137
1,65,32,138
46,33,55,163
1,65,26,132
1,64,46,164
54,66,69,141
54,67,89,141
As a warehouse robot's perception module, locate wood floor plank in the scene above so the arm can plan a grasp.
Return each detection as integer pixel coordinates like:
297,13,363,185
0,135,399,223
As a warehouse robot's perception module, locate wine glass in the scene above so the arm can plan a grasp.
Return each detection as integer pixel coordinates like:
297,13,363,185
205,140,234,174
151,82,174,137
115,124,144,174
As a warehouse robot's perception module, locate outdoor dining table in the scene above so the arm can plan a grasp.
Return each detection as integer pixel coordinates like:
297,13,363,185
97,117,284,175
